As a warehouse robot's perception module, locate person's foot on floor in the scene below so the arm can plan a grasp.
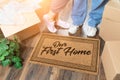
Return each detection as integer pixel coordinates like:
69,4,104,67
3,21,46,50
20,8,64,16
57,19,70,29
43,14,57,33
82,23,97,37
68,24,80,34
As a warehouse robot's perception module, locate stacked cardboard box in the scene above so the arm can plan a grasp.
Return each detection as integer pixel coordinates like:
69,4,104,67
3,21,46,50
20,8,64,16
100,1,120,80
99,1,120,41
112,0,120,3
101,42,120,80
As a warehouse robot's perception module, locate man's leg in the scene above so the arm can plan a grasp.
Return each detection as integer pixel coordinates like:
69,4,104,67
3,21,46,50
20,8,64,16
68,0,87,34
83,0,108,37
88,0,108,27
71,0,87,26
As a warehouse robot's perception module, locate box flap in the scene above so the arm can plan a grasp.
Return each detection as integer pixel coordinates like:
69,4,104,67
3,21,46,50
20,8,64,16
103,1,120,22
99,18,120,41
0,12,40,37
107,41,120,73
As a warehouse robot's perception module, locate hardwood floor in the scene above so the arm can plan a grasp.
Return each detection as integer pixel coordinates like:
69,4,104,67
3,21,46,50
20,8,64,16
0,27,106,80
0,0,106,80
1,27,106,80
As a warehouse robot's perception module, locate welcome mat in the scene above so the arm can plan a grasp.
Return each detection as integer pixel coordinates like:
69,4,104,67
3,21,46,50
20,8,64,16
29,33,100,75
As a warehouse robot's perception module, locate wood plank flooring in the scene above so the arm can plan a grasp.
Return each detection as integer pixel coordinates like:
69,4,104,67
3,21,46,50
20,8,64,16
0,0,106,80
0,28,106,80
3,27,106,80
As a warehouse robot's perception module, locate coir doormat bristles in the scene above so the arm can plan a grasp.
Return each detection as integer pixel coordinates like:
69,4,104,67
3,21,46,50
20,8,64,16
29,33,100,75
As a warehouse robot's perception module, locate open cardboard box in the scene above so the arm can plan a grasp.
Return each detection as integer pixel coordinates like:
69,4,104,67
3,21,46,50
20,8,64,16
99,1,120,41
102,41,120,80
0,11,40,41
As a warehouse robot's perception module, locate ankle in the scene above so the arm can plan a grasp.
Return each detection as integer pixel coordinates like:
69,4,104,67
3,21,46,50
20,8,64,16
47,11,56,20
68,25,80,34
83,24,97,37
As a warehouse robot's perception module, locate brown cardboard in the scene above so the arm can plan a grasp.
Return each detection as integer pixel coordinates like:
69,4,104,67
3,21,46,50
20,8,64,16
99,1,120,41
29,33,100,75
111,0,120,4
103,1,120,22
99,19,120,41
16,23,40,41
102,41,120,80
0,12,40,38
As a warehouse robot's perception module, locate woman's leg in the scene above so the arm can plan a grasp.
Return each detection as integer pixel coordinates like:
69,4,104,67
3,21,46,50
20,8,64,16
43,0,69,33
51,0,70,13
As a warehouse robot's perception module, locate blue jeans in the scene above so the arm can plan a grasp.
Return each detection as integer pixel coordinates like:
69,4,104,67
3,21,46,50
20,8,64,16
71,0,87,26
72,0,108,27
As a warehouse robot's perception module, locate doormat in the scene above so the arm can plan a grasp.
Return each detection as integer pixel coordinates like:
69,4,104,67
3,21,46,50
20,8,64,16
29,33,100,75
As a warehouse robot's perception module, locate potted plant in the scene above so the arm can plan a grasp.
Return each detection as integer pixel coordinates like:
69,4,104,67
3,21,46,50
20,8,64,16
0,35,22,69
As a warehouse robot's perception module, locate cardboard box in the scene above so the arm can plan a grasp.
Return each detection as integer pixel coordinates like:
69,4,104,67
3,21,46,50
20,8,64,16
0,11,40,38
99,19,120,41
103,1,120,22
112,0,120,3
102,41,120,80
16,23,40,41
99,1,120,41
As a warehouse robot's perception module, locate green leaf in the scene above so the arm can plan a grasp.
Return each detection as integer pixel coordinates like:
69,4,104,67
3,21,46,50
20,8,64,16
15,52,20,56
16,43,20,51
0,37,22,69
0,49,6,56
12,56,22,63
8,48,14,54
0,43,9,56
2,51,9,57
2,59,11,66
0,56,5,61
0,38,9,44
0,43,9,51
14,42,20,51
14,62,22,69
0,34,4,40
9,41,16,48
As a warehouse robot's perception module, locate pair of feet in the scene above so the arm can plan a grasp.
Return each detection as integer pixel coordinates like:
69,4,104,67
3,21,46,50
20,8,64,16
43,14,97,37
43,14,76,33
